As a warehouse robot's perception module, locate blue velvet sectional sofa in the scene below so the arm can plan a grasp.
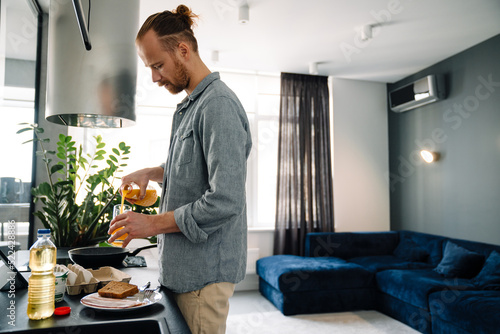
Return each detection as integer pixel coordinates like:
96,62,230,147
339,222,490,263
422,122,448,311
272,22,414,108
256,231,500,334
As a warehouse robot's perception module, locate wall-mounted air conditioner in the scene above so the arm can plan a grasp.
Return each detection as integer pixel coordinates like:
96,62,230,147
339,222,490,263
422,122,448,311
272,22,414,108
389,74,445,112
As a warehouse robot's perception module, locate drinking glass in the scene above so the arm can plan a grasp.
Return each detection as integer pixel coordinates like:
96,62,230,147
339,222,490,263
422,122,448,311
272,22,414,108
111,204,131,246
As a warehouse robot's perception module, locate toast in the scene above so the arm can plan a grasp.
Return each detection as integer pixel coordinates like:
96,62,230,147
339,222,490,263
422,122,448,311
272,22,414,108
97,281,139,299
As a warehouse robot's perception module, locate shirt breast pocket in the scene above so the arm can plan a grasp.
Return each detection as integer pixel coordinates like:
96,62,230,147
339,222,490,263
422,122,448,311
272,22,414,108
176,130,194,166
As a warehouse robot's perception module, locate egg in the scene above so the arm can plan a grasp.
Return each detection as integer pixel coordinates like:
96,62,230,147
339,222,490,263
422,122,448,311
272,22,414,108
67,271,77,285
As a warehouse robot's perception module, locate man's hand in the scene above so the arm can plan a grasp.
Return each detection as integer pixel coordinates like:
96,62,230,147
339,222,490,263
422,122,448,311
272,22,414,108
108,211,156,248
121,167,164,203
108,210,181,248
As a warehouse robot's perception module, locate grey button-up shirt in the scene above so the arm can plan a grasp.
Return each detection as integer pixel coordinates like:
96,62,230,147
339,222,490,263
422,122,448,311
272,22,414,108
158,72,252,293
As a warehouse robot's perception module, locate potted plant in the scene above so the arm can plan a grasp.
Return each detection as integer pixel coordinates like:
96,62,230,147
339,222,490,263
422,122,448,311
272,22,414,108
18,123,144,247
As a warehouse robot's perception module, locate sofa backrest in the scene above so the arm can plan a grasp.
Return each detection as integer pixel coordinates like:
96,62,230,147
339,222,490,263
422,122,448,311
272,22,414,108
446,235,500,258
398,230,500,266
305,232,399,259
306,230,500,266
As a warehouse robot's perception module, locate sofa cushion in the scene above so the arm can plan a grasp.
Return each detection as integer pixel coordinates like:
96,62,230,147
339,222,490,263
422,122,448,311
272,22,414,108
393,238,429,262
398,231,446,266
257,255,374,293
349,255,432,272
473,250,500,290
429,290,500,334
376,269,474,310
434,241,485,278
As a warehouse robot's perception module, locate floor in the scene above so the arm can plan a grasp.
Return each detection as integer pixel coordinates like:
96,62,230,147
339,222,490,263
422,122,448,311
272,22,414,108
227,290,420,334
228,290,276,316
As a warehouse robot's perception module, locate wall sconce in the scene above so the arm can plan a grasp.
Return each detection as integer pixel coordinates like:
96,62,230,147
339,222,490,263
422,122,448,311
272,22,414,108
420,150,440,163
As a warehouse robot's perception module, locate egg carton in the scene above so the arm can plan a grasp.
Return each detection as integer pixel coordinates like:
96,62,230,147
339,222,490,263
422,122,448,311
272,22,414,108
64,264,99,295
55,264,132,295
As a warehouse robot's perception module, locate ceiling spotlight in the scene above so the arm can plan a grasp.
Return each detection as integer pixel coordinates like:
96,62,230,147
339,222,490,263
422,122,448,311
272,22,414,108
238,3,249,24
361,24,373,41
420,150,440,163
211,50,219,64
309,62,318,75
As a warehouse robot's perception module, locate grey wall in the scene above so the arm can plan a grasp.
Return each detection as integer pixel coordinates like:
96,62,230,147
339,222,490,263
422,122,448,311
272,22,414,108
388,34,500,245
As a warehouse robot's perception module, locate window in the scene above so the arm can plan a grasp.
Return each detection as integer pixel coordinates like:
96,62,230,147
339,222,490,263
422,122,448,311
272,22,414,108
0,0,38,250
69,66,280,229
220,72,280,229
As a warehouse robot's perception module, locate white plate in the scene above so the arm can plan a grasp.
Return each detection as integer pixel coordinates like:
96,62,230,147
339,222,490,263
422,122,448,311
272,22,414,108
80,291,162,311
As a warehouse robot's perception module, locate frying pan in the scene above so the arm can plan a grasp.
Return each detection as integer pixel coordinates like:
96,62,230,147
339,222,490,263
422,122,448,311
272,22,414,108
68,244,157,268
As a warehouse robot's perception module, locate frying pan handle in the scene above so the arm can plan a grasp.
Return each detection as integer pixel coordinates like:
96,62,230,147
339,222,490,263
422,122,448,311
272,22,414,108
130,243,158,256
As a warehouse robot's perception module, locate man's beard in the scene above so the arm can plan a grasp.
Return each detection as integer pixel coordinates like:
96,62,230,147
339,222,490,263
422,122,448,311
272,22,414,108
159,57,189,95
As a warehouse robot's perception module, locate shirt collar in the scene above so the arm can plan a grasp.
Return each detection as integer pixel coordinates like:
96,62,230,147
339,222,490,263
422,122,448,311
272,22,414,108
177,72,220,110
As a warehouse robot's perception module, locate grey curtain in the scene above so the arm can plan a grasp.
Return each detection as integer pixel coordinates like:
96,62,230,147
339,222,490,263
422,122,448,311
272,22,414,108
274,72,334,256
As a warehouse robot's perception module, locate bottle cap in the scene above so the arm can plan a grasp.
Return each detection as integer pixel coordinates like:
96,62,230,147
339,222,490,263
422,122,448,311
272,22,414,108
38,229,51,235
54,306,71,316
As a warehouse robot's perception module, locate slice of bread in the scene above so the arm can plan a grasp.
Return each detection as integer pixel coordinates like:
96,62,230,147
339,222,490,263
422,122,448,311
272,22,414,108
98,281,139,299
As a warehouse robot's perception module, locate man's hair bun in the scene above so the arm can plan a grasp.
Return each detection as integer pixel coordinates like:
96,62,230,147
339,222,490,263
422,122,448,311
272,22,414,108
174,4,198,28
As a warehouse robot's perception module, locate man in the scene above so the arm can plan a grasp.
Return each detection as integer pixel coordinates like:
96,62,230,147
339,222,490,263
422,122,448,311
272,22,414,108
107,5,252,333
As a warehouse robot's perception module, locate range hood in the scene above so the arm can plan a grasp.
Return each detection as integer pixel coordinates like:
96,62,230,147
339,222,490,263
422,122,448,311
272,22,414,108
45,0,139,128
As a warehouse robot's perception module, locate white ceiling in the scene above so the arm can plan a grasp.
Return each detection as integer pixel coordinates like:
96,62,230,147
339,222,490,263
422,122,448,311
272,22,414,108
140,0,500,83
5,0,500,84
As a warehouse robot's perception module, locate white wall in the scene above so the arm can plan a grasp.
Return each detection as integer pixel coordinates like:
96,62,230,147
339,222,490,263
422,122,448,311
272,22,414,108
332,78,390,232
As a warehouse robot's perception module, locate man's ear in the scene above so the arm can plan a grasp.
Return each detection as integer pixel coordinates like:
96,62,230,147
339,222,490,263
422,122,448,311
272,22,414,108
177,42,190,60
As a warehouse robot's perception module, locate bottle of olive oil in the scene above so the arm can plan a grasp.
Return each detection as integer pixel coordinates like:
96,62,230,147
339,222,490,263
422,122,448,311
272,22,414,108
27,229,57,320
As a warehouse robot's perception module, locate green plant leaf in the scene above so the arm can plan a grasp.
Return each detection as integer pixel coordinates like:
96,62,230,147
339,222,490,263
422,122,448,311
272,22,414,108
50,164,64,174
54,180,73,187
16,127,33,134
22,139,35,144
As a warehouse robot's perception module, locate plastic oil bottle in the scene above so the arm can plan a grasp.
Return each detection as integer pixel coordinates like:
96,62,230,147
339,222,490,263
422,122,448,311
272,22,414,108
27,229,57,320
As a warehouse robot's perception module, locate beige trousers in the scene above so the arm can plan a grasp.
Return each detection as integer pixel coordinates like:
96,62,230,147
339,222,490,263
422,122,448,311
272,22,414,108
173,282,235,334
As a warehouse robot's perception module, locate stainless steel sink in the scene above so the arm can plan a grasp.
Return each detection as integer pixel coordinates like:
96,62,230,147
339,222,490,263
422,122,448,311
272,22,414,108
26,319,168,334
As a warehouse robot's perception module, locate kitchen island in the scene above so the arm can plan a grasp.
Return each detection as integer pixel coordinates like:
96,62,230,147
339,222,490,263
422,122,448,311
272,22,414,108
0,240,190,333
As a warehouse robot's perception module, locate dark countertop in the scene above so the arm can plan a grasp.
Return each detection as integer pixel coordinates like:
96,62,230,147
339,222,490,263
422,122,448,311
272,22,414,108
0,241,190,334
